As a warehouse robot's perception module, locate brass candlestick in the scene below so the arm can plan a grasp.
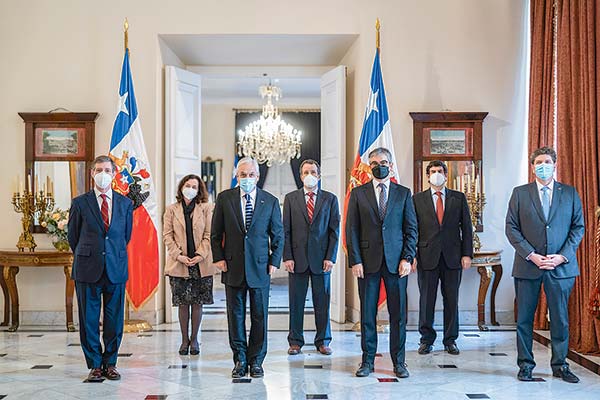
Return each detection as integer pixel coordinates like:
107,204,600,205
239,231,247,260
465,179,486,252
12,188,55,252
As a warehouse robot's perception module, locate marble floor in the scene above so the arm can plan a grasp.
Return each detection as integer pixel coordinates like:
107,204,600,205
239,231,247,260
0,316,598,399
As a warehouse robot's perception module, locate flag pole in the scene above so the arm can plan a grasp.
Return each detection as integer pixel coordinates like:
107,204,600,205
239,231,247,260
120,17,152,333
352,17,390,334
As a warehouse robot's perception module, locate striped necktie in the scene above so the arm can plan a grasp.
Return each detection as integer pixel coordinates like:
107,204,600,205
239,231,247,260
244,193,253,231
307,192,315,223
100,194,110,232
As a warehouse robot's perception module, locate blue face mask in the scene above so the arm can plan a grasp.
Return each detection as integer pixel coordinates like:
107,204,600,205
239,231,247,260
534,163,555,181
239,177,257,193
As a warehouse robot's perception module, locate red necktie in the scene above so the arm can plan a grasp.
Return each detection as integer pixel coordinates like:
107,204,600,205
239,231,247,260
435,191,444,225
307,192,315,223
100,194,110,231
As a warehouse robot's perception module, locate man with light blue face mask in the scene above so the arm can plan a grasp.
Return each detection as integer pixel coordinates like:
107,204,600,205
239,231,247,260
211,157,284,379
506,146,584,383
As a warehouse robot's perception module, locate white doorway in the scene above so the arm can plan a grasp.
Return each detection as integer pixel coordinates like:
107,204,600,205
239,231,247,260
160,34,356,324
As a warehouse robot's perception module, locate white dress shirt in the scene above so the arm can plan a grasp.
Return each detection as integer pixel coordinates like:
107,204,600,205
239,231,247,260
303,187,318,204
94,187,113,224
372,178,390,206
240,188,257,226
536,179,555,206
431,187,447,212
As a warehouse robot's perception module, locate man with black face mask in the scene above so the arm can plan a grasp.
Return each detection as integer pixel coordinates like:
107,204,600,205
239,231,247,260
346,147,418,378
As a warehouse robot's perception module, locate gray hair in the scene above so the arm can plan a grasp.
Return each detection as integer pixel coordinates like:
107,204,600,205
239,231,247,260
368,147,393,161
236,157,259,174
91,155,116,172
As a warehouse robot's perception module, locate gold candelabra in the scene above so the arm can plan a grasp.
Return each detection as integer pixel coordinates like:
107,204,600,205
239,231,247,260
465,179,486,252
11,177,55,252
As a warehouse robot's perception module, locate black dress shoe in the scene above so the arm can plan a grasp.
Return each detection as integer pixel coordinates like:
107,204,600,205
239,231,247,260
355,362,374,377
517,366,534,381
231,361,248,378
444,343,460,355
553,365,580,383
393,363,410,378
418,343,433,355
249,364,264,378
178,342,190,356
190,340,200,355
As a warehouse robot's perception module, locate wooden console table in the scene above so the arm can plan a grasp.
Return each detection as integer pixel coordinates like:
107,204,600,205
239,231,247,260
472,250,503,331
0,250,75,332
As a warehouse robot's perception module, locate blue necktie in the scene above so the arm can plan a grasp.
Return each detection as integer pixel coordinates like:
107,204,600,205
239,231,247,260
541,186,550,220
378,183,387,220
244,193,253,231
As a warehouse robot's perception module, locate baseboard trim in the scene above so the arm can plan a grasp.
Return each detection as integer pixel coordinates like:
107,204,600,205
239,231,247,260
533,330,600,376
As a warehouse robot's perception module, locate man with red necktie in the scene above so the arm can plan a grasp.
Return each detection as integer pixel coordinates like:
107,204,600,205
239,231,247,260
283,159,340,356
68,155,133,382
413,160,473,356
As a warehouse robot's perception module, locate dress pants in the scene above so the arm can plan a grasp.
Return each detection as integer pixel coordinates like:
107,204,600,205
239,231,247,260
225,281,270,366
417,255,462,346
288,270,332,348
75,271,126,369
515,273,575,371
358,262,407,366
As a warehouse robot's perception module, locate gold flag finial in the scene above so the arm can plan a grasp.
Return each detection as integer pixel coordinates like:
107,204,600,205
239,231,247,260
376,18,380,50
124,18,129,52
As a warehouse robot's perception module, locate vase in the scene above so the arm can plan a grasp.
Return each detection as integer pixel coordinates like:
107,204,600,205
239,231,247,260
52,240,70,252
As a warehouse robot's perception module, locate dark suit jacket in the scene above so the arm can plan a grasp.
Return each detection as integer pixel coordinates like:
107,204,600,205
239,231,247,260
211,187,284,288
505,181,584,279
346,181,418,274
282,189,340,274
413,188,473,270
67,190,133,284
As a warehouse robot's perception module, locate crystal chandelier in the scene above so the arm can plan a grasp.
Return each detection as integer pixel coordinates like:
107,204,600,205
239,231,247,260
237,83,302,167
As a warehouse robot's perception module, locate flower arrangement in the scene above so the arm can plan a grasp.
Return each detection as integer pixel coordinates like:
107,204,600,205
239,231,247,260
42,208,69,251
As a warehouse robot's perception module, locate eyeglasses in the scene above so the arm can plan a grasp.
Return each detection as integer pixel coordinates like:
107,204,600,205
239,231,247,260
369,160,390,168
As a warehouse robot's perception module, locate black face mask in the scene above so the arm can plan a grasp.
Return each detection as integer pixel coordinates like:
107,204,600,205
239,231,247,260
371,165,390,179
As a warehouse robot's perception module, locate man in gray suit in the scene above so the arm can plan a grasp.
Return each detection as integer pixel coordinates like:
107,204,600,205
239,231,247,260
505,146,584,383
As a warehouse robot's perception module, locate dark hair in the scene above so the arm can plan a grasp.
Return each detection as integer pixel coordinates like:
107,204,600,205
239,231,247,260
530,146,557,164
299,159,321,175
426,160,448,175
368,147,392,161
176,174,208,204
91,155,116,172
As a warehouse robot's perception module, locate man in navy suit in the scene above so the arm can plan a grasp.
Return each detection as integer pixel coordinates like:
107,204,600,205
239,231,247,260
211,157,284,379
68,155,133,382
346,147,418,378
413,160,473,356
283,159,340,356
506,146,584,383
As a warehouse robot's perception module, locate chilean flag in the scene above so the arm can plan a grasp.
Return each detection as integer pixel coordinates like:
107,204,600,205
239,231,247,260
109,48,159,310
342,49,398,309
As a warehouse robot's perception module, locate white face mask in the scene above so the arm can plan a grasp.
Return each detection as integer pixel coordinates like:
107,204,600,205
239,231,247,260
303,174,319,189
429,172,446,187
94,171,113,190
182,187,198,200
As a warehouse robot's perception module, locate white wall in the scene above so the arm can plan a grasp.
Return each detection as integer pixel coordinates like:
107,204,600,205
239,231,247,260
0,0,528,326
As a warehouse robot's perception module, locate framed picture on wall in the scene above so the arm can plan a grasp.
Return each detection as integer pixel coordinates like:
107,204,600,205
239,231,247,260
34,127,87,159
422,127,473,158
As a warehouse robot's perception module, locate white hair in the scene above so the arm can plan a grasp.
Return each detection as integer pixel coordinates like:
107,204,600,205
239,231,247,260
236,157,259,174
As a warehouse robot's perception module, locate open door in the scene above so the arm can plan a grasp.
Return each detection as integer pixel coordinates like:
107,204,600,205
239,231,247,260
165,66,202,323
320,66,346,323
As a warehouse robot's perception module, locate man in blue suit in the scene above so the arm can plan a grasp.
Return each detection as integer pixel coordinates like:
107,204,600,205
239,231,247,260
346,147,418,378
283,159,340,356
68,155,133,382
506,146,584,383
211,157,284,379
